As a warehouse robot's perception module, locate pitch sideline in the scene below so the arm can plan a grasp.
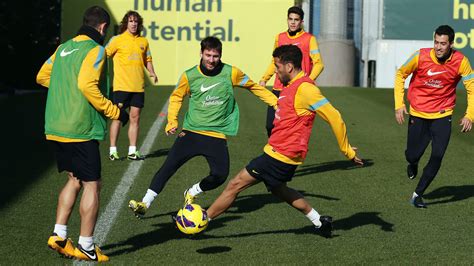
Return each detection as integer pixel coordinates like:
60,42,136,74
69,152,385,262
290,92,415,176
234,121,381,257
74,101,169,265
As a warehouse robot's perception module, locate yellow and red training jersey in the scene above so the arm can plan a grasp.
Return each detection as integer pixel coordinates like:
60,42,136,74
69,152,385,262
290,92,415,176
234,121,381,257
264,71,355,165
260,30,324,90
105,31,153,93
166,64,278,139
394,48,474,120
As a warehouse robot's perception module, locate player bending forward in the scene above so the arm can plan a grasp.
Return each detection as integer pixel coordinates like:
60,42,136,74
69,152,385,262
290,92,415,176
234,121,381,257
198,45,363,237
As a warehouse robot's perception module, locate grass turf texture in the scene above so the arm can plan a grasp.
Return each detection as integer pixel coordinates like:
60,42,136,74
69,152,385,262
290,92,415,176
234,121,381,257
1,87,473,264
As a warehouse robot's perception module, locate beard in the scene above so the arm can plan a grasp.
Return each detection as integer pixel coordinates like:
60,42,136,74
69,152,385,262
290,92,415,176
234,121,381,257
279,74,290,86
436,48,452,63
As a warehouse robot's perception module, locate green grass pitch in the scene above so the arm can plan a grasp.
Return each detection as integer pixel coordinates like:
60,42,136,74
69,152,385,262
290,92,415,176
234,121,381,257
1,86,473,264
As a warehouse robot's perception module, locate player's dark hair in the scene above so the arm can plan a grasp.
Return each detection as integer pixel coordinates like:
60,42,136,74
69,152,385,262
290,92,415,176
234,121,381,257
272,45,302,69
435,25,455,43
201,36,222,54
119,10,144,35
288,6,304,20
83,6,110,28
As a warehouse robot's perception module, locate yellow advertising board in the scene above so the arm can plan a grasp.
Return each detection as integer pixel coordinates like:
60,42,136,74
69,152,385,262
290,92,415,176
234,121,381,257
62,0,294,85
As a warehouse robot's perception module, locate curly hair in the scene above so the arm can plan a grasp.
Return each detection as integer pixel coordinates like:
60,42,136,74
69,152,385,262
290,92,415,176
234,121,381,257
119,10,143,35
272,45,302,69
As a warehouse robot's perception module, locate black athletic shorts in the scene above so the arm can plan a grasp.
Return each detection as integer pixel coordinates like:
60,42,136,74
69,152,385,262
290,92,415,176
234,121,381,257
246,153,297,191
52,140,101,182
112,91,145,108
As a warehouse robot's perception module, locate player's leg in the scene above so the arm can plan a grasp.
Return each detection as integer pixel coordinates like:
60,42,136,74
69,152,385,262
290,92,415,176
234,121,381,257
75,180,108,261
184,136,230,204
56,172,82,227
271,184,332,237
109,91,129,160
405,116,431,179
48,142,79,257
270,184,311,214
127,106,141,158
127,93,145,160
206,168,259,219
78,180,100,237
129,131,198,216
72,141,109,262
265,89,280,137
415,116,451,197
109,120,121,160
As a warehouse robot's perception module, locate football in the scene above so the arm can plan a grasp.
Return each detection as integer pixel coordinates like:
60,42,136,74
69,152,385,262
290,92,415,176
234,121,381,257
175,204,209,234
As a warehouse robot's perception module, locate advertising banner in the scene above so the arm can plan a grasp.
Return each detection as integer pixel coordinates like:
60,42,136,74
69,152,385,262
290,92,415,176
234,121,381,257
383,0,474,61
62,0,293,85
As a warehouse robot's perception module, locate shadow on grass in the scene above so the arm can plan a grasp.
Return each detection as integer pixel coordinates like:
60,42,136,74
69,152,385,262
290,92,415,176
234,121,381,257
142,191,338,221
105,191,340,255
196,246,232,254
101,213,242,256
333,211,394,232
144,148,169,159
294,159,374,177
0,92,57,210
224,191,339,215
198,211,394,241
105,209,393,256
423,185,474,205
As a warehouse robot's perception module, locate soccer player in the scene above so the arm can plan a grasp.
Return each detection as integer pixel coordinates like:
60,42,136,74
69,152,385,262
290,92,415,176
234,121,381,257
128,36,278,218
203,45,363,238
394,25,474,208
106,11,158,161
36,6,128,262
259,6,324,137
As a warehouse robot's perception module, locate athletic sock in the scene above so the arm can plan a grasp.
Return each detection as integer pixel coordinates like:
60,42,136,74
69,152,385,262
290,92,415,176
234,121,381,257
412,192,419,199
53,224,67,239
306,209,322,228
128,146,137,155
78,236,94,251
109,146,117,155
188,183,203,197
142,189,158,208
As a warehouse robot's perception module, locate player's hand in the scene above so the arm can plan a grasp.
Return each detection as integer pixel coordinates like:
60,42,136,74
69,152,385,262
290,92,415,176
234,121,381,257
166,127,177,136
259,80,266,87
350,146,364,166
352,156,364,166
150,74,158,84
460,117,472,132
117,108,129,127
395,106,408,125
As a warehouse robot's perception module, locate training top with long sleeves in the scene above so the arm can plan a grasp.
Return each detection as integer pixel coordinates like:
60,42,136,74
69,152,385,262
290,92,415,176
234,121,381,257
36,35,120,142
166,64,278,139
105,31,153,92
260,30,324,90
264,71,355,165
394,48,474,120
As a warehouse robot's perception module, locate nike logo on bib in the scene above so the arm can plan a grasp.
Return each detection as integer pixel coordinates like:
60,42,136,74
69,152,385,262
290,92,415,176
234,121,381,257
427,69,446,76
200,82,221,92
60,48,79,57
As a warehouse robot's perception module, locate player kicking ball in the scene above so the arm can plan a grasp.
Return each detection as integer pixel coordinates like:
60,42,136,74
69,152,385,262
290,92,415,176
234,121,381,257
128,36,278,218
198,45,363,237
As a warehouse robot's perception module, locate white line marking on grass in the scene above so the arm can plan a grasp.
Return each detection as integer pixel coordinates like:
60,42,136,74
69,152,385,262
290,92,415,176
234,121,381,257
95,102,169,244
74,101,168,265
